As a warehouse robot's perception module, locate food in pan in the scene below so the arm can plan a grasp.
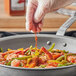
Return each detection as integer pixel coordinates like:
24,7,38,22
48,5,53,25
0,43,76,68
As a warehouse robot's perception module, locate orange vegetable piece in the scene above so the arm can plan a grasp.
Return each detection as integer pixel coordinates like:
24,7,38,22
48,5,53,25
41,47,52,60
53,54,61,60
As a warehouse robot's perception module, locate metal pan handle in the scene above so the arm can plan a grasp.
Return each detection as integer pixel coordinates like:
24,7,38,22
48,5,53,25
56,13,76,36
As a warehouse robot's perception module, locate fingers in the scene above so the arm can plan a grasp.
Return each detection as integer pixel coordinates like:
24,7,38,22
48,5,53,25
26,0,38,31
34,0,50,23
34,2,46,23
37,21,43,33
26,0,43,33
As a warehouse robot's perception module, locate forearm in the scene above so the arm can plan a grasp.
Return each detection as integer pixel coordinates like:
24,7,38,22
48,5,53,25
50,0,76,11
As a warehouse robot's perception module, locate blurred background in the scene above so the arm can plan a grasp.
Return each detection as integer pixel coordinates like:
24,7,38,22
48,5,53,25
0,0,76,32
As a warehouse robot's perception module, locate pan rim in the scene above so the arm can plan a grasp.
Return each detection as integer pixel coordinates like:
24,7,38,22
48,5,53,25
0,63,76,71
0,34,76,41
0,34,76,70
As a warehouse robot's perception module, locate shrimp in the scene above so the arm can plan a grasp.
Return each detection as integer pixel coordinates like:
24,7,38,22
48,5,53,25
45,66,54,68
0,53,5,62
11,59,20,67
6,54,18,60
0,53,4,58
39,56,47,64
67,56,76,63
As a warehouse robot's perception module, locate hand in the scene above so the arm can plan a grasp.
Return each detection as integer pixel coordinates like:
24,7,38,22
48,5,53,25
26,0,75,33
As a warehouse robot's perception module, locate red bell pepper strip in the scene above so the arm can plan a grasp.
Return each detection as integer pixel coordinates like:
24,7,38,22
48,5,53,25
41,47,52,60
2,50,16,56
23,48,29,53
48,62,58,67
15,48,29,55
53,54,61,60
15,51,22,54
31,49,35,52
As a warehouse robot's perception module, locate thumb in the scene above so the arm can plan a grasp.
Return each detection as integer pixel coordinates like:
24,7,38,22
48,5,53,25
34,3,46,23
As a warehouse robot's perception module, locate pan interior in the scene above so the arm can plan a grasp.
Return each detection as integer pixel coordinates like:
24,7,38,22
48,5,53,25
0,34,76,53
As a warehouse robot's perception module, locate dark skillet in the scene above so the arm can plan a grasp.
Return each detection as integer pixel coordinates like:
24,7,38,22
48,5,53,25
0,14,76,76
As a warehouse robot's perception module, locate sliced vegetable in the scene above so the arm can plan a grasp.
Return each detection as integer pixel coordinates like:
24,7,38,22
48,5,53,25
7,48,12,51
29,63,36,68
64,54,67,61
7,61,12,66
0,48,3,53
56,55,64,61
3,50,16,55
58,64,66,67
51,49,62,53
17,48,23,51
48,43,55,51
35,50,39,56
67,53,76,56
58,63,73,67
29,57,38,68
39,65,46,68
13,56,32,60
41,47,52,59
27,58,32,64
63,50,69,53
48,62,58,67
61,60,68,64
30,45,33,49
53,54,61,60
48,60,61,64
0,45,76,68
4,55,7,59
15,51,22,54
25,50,31,55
